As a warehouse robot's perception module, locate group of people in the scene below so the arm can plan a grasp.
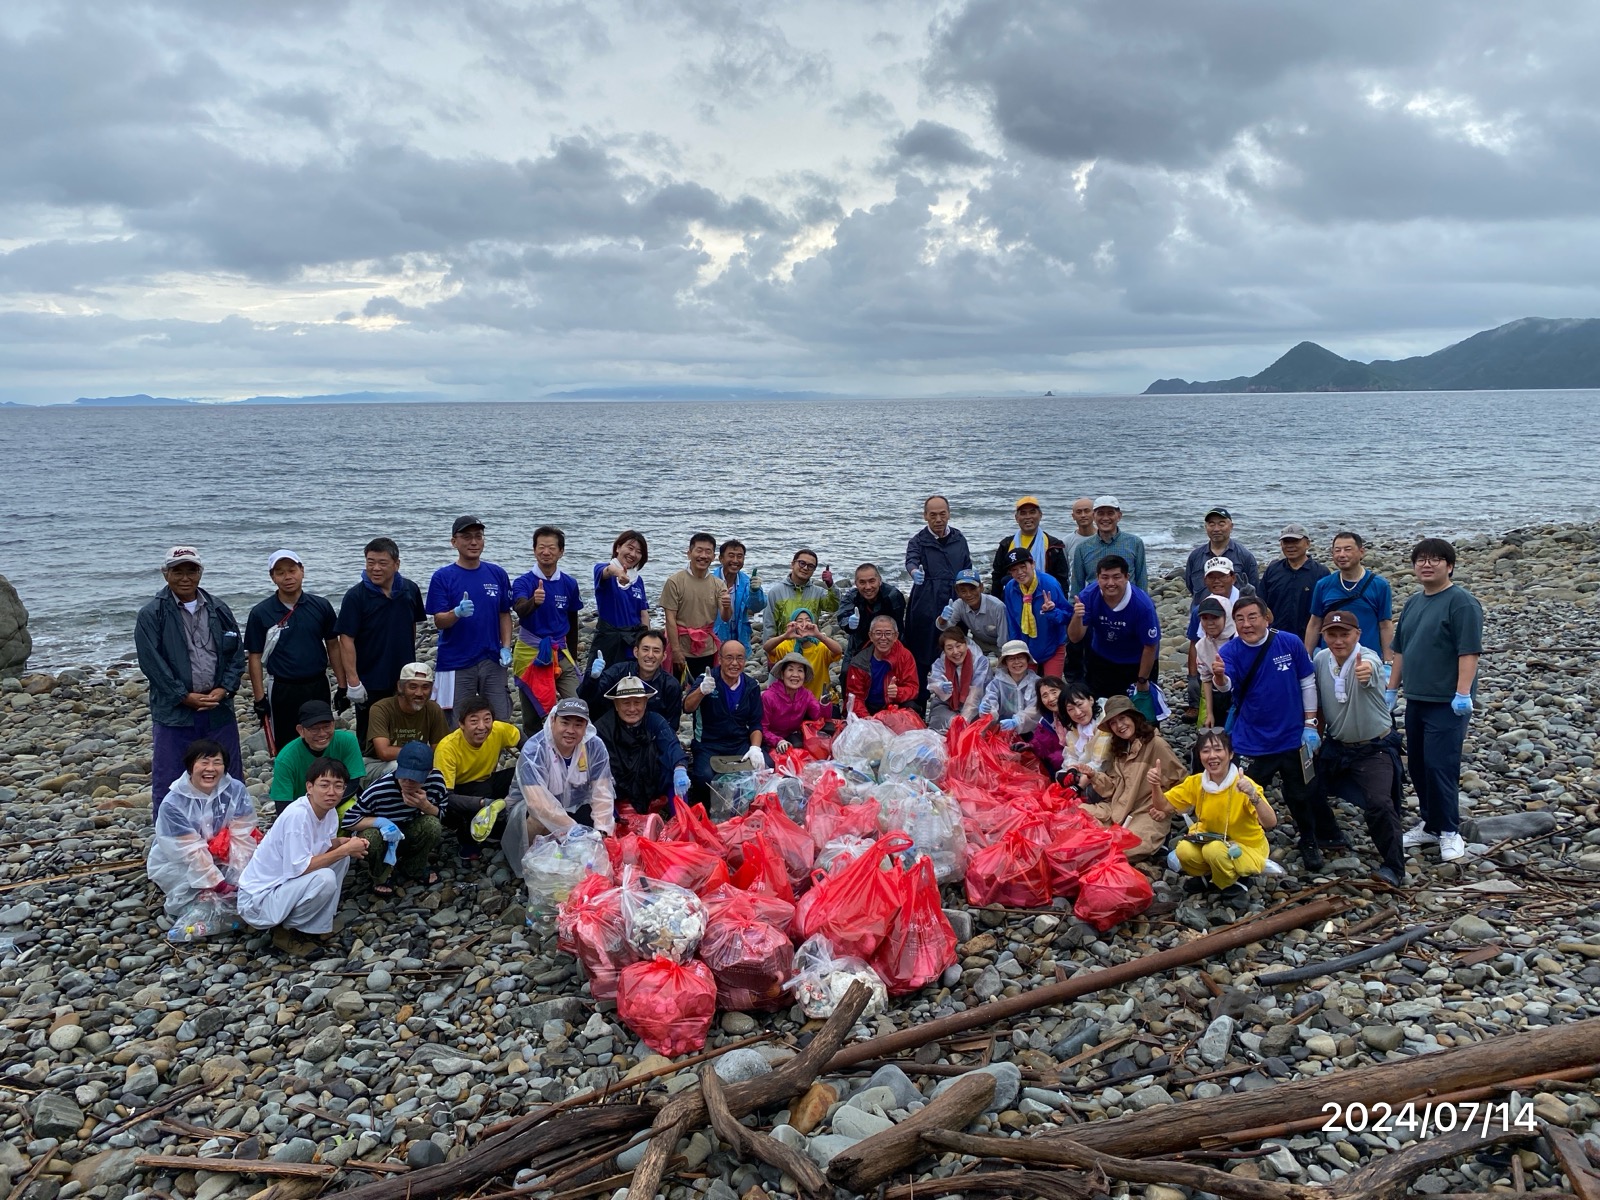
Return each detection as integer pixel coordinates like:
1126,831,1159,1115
136,496,1483,948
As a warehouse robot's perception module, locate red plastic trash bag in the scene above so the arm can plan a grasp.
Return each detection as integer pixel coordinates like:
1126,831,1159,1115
701,883,796,933
964,830,1052,908
801,718,837,761
1073,854,1154,932
728,834,795,901
870,857,958,996
556,874,635,1001
663,798,726,855
206,826,232,861
617,957,718,1056
873,705,925,735
698,890,796,1011
806,792,881,851
795,833,910,960
771,746,809,777
1044,824,1142,899
614,834,730,895
747,798,817,892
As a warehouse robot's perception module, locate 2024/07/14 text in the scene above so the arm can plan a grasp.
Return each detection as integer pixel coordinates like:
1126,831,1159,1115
1320,1100,1537,1138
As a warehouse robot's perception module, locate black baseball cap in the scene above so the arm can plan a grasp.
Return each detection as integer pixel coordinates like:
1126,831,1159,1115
1196,596,1226,618
452,515,485,536
1205,506,1232,520
297,700,336,727
1004,546,1034,569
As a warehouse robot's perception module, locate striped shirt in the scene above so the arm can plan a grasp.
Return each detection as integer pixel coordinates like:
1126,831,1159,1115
342,769,448,830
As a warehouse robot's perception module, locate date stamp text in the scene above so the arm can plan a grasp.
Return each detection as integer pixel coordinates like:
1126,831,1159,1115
1320,1101,1536,1137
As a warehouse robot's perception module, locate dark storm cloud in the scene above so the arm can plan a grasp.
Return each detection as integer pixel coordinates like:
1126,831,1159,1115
891,120,989,167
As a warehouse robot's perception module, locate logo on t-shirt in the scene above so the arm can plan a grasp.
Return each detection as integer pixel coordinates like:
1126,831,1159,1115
482,583,500,598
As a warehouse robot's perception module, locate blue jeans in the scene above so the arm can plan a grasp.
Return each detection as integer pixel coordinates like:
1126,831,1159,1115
1404,699,1468,835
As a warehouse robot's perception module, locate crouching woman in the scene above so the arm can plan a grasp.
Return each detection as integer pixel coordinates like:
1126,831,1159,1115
1149,727,1276,907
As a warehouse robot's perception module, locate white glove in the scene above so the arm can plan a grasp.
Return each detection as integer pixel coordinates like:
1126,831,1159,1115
346,682,368,705
589,651,606,679
744,745,765,769
608,556,631,585
699,671,717,696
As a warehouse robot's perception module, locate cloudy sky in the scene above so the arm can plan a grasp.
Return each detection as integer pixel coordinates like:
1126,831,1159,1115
4,0,1600,403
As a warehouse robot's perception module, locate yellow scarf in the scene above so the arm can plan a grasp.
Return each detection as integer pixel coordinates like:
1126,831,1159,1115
1019,580,1038,638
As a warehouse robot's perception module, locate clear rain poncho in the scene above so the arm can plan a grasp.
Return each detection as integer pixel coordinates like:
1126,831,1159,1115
505,727,616,878
146,770,261,918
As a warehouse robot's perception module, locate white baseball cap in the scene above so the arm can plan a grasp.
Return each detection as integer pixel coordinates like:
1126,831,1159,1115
267,549,304,571
398,662,435,683
163,546,202,569
1092,495,1121,511
1204,556,1235,576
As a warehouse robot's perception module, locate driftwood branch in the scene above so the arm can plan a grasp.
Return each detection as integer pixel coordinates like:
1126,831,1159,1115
882,1168,1097,1200
1256,923,1436,986
699,1064,828,1197
1542,1120,1600,1200
133,1157,337,1180
826,1072,996,1192
625,979,872,1200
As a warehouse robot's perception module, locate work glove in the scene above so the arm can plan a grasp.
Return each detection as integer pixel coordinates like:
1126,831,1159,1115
843,610,859,631
743,745,765,769
346,681,368,705
998,718,1018,732
252,697,271,721
608,556,631,584
453,593,475,619
1301,727,1321,754
375,818,404,866
590,651,606,679
672,767,689,798
333,687,350,713
910,567,926,586
940,602,957,623
698,672,717,696
499,646,514,668
1451,692,1473,716
1385,688,1399,712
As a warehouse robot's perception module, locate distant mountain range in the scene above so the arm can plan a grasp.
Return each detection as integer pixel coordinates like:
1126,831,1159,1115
67,391,445,407
1146,317,1600,394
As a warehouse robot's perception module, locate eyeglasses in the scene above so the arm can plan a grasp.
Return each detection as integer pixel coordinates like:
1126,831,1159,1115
794,560,817,570
1414,555,1448,565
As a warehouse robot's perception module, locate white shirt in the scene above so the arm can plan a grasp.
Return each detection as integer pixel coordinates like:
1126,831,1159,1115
239,797,337,898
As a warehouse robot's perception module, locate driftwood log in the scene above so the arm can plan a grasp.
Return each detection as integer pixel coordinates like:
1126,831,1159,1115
826,1071,996,1192
699,1064,828,1197
1054,1014,1600,1158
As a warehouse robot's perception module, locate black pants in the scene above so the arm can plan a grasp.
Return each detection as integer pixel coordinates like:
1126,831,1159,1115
353,686,396,753
1321,739,1405,873
269,675,330,752
1245,748,1344,849
445,767,516,841
1083,648,1140,701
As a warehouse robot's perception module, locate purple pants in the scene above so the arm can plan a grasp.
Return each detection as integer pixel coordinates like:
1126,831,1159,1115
152,709,243,819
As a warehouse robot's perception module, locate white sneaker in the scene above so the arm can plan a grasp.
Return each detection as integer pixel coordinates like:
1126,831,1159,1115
1401,822,1438,849
1438,832,1466,862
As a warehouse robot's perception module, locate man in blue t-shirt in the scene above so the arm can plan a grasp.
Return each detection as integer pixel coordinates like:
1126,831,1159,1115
510,525,584,733
426,515,513,727
1305,531,1393,662
1212,594,1346,872
1066,555,1161,712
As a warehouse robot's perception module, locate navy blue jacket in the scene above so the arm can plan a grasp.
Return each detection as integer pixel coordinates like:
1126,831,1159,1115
134,588,245,727
692,673,764,755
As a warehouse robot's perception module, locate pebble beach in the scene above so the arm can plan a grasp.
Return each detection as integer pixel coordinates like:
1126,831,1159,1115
3,521,1600,1200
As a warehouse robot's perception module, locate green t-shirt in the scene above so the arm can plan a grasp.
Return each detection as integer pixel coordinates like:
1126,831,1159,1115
270,729,367,803
1393,585,1483,703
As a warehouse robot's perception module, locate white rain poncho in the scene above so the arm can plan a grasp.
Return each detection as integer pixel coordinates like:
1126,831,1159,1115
146,770,260,918
505,727,616,877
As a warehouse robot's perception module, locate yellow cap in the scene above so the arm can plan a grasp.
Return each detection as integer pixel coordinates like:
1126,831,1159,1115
1014,495,1042,510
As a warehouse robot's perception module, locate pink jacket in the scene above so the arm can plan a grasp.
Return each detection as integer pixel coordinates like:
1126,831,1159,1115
761,682,829,747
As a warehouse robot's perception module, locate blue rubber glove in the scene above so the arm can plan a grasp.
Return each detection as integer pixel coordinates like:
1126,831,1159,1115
1301,726,1321,754
911,567,926,586
1385,688,1399,712
940,601,957,623
453,592,475,619
499,646,514,668
998,718,1018,732
843,610,859,631
1451,692,1473,716
590,650,606,679
1380,661,1393,688
375,818,404,866
673,766,689,797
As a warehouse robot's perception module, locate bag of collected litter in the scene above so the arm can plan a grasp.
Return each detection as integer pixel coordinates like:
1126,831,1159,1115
786,933,888,1020
707,771,760,821
1073,854,1154,932
746,796,816,890
831,711,893,776
880,728,948,783
870,857,958,995
618,869,710,962
815,834,876,874
523,825,611,916
728,834,795,901
165,890,243,944
701,882,796,933
964,829,1052,908
1044,824,1142,899
771,746,810,777
874,778,967,884
662,798,726,855
795,833,910,960
618,957,718,1056
873,705,926,735
615,833,729,895
557,873,634,1001
698,889,795,1011
805,791,881,851
800,718,838,761
752,770,811,827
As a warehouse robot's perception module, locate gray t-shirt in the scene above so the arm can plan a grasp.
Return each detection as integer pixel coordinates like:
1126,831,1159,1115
937,593,1010,657
1393,585,1484,703
1314,646,1391,744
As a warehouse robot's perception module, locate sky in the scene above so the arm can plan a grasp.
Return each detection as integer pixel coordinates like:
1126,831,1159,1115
4,0,1600,403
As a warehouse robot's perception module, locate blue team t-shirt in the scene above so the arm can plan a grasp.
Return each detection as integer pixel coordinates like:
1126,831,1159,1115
1078,582,1161,665
426,561,512,671
1309,571,1393,656
593,562,649,628
1218,632,1315,757
512,570,582,645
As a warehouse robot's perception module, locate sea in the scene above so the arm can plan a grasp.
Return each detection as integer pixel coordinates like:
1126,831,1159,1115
3,390,1599,670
